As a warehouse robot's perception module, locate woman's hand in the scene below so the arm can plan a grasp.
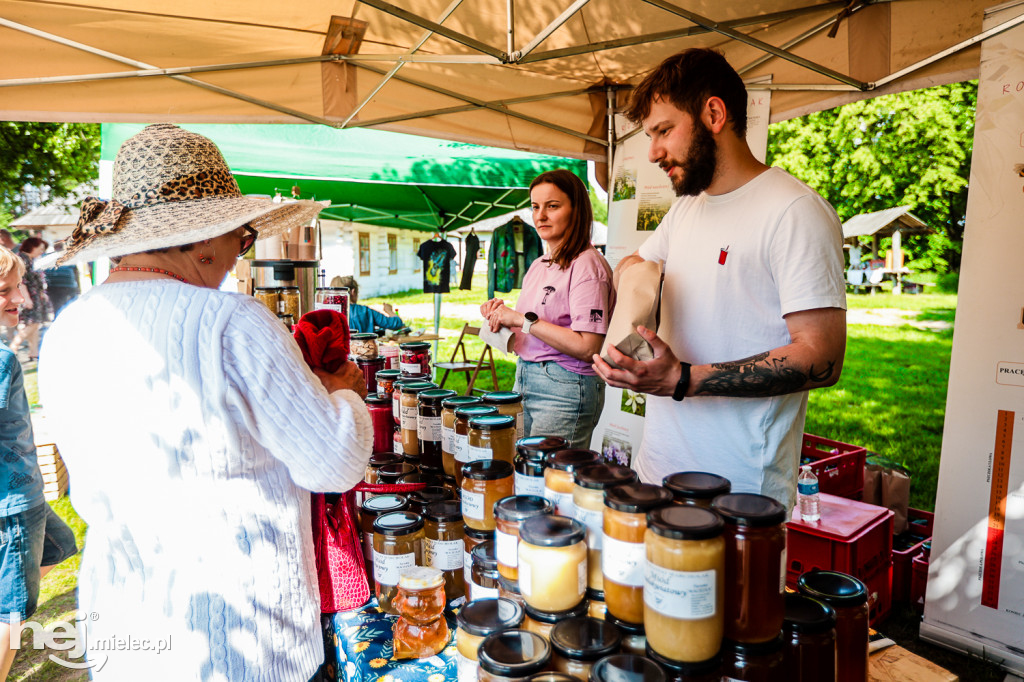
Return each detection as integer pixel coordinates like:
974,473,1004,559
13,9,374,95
480,298,505,318
314,360,368,399
486,303,525,333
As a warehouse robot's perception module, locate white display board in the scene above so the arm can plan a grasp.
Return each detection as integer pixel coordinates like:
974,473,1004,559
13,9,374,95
920,2,1024,674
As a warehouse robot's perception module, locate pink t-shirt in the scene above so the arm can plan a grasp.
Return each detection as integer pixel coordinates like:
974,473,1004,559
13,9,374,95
513,246,614,375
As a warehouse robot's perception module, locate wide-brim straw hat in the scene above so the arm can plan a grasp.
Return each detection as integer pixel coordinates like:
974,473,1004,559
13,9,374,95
57,123,328,266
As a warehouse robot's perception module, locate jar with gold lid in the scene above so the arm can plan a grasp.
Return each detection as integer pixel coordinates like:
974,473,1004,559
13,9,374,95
603,483,674,625
400,381,437,457
646,643,722,682
456,598,524,682
461,460,514,531
464,526,495,587
454,405,499,488
521,600,588,643
443,396,483,478
483,391,525,440
471,540,501,601
494,495,554,582
606,614,646,656
782,592,836,682
423,500,465,602
543,449,601,517
418,388,456,469
518,515,587,613
372,510,424,615
392,566,449,659
663,472,731,508
572,463,638,591
468,414,517,466
590,655,666,682
720,635,785,681
712,493,787,644
549,616,621,680
644,506,724,664
478,630,551,682
797,571,868,682
360,494,409,580
515,437,567,497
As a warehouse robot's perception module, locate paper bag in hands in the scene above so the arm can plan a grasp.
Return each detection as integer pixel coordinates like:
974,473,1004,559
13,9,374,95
601,260,663,369
479,325,515,355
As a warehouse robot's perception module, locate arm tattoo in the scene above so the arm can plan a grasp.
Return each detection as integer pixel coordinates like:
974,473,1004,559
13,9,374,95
695,351,837,398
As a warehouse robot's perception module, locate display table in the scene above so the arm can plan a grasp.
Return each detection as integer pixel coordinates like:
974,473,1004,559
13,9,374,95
322,599,458,682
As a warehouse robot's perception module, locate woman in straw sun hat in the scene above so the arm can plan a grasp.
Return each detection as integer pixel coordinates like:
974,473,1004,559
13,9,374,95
38,124,371,681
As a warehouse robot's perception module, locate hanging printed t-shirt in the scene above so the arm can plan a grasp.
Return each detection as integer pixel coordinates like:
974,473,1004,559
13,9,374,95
417,239,457,293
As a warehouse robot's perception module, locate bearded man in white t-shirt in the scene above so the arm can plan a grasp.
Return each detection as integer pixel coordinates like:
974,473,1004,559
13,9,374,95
593,48,847,509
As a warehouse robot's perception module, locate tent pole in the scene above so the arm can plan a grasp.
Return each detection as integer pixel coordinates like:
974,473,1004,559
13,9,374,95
514,0,591,61
736,4,867,76
606,87,615,197
507,0,515,56
357,0,505,60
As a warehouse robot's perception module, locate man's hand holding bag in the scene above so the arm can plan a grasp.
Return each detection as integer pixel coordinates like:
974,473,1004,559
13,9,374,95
601,260,663,368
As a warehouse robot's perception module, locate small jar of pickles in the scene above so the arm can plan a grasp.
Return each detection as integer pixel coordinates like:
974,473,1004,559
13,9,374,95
518,515,588,613
462,460,514,531
372,511,425,615
454,405,499,488
514,437,567,497
468,414,517,465
482,391,525,440
663,472,732,508
423,500,465,602
572,463,638,591
494,495,554,581
418,388,456,469
456,598,524,682
442,396,483,478
543,449,601,517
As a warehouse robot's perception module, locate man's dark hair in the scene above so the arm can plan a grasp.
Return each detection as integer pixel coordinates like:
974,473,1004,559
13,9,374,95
626,48,748,137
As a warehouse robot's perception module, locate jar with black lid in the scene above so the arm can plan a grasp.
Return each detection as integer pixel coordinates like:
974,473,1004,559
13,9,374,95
521,600,589,643
471,539,501,601
498,573,525,608
409,486,456,516
712,493,787,644
586,588,606,620
783,592,836,682
455,405,500,488
372,510,424,615
457,598,525,682
573,463,638,592
462,460,514,531
478,629,551,682
494,495,554,581
365,452,403,484
797,571,868,682
590,654,666,682
483,391,525,440
525,674,577,682
645,643,721,682
418,388,457,469
423,500,465,602
662,472,731,508
378,461,415,484
549,616,622,680
464,526,495,586
720,635,784,681
515,436,567,496
543,449,601,517
606,614,646,656
360,494,409,580
443,396,483,478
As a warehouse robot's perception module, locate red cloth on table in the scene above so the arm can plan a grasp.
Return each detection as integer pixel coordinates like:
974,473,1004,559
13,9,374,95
293,309,351,373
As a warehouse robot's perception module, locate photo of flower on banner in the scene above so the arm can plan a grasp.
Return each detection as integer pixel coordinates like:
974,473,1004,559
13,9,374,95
613,168,637,201
621,389,646,417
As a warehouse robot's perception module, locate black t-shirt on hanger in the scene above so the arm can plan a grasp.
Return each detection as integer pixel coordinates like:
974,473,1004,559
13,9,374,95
417,238,457,293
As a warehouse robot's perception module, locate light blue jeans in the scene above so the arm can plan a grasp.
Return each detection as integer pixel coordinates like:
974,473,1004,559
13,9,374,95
514,360,605,449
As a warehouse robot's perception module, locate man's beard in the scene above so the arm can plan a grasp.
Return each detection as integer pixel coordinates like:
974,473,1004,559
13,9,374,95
670,121,717,197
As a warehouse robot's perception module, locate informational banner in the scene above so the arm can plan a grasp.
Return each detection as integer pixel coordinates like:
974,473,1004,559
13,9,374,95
592,90,771,459
919,3,1024,675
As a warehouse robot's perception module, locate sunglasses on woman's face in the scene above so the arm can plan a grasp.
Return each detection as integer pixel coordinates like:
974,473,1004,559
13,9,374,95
238,224,259,258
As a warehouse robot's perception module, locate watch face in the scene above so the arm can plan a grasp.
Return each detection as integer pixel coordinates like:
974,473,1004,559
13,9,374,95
525,312,539,322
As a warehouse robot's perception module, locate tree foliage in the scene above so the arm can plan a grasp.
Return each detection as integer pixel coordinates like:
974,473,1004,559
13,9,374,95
767,82,976,273
0,122,101,217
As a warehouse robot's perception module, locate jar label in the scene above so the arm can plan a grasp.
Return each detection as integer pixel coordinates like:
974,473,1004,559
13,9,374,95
464,550,473,585
467,444,492,462
602,535,645,587
462,490,485,520
471,582,499,601
515,412,524,440
425,537,463,571
456,651,479,682
518,556,532,596
393,434,403,455
455,433,469,463
514,471,545,497
400,361,422,374
544,487,575,517
372,549,416,586
644,564,716,620
495,529,518,568
418,415,442,442
400,404,418,431
393,394,400,420
578,558,587,594
574,505,604,550
442,425,456,454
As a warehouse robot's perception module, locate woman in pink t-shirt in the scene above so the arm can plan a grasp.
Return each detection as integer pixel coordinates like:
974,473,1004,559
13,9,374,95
481,169,614,448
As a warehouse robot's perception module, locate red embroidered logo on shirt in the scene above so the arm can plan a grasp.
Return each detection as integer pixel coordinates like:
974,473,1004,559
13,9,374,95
719,246,729,265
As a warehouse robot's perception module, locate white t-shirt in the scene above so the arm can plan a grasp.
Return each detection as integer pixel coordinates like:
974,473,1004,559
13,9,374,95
635,167,846,509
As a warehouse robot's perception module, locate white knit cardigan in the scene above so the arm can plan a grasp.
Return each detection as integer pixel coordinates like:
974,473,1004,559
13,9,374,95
39,281,373,681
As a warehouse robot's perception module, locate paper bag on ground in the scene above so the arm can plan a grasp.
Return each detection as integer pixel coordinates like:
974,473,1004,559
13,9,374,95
601,260,663,368
479,326,515,354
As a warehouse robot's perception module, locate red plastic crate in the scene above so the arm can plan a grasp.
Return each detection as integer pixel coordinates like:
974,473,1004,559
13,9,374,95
786,493,894,589
892,508,934,603
911,549,930,614
801,433,867,500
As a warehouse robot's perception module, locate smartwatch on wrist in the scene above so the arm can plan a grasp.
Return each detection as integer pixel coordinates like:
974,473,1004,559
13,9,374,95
672,361,692,401
522,312,539,335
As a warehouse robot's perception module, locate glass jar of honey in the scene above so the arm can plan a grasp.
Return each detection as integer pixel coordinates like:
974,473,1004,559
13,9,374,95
454,405,499,488
423,499,465,602
521,600,589,643
400,381,437,457
471,540,501,601
712,493,787,644
797,571,868,682
443,396,483,478
572,463,638,592
372,510,424,615
525,674,577,682
392,566,450,659
365,451,403,484
483,391,525,440
662,472,732,508
461,460,514,531
464,526,494,587
418,388,457,469
720,635,785,681
456,598,524,682
518,515,588,613
603,483,675,624
590,654,666,682
478,630,551,682
400,341,432,375
644,506,724,664
376,368,401,400
646,643,722,682
494,495,554,581
782,592,836,682
469,414,517,464
498,574,525,608
549,616,622,680
359,493,409,579
586,588,606,620
606,614,646,656
392,375,429,423
543,449,601,517
378,461,415,484
408,486,455,516
515,437,567,497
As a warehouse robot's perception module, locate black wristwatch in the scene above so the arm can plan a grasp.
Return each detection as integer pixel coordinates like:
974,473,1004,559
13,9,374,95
672,361,692,401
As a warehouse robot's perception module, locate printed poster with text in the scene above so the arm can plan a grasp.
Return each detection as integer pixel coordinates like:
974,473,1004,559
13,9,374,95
920,4,1024,674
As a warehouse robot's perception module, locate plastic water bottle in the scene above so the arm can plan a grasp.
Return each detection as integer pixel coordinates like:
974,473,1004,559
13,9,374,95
798,465,821,522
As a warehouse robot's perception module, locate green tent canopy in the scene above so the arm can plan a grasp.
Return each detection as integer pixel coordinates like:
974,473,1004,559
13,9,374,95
101,124,584,232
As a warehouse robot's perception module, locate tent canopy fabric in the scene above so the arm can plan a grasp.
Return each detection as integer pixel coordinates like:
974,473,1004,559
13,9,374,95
101,123,585,232
842,205,932,240
0,1,1006,162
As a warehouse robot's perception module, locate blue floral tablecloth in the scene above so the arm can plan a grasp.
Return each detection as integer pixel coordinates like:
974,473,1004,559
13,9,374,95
321,599,458,682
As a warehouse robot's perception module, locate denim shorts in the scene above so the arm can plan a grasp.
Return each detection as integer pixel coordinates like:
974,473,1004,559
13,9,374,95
514,360,606,449
0,503,78,622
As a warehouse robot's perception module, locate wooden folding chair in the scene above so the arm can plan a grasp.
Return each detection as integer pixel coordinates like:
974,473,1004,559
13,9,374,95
434,323,499,395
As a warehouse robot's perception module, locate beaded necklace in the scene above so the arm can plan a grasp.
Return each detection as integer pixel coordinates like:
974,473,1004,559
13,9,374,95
110,265,193,285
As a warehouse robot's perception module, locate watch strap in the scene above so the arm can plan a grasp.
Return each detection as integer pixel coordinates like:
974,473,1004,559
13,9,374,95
672,361,692,401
